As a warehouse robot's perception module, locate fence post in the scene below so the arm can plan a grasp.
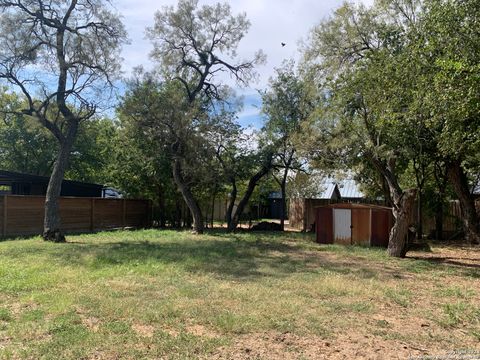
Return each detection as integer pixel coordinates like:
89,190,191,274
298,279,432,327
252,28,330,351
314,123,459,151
90,198,95,233
2,195,7,237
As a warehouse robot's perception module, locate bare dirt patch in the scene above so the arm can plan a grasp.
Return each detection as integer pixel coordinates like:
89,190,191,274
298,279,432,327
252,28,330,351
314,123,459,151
75,307,101,332
207,331,433,360
132,323,155,338
186,324,219,338
207,329,478,360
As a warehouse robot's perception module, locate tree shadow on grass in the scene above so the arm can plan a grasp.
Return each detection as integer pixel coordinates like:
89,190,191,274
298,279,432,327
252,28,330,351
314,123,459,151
1,235,308,279
3,229,476,281
406,255,480,271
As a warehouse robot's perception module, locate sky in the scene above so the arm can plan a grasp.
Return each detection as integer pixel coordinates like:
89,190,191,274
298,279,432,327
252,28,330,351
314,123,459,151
115,0,373,128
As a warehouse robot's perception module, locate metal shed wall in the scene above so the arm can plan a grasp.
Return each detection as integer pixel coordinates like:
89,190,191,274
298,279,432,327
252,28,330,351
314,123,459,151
315,203,393,247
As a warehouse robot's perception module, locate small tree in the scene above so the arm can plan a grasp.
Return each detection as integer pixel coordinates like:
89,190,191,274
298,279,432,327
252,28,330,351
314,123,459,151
216,139,274,232
261,61,314,230
146,0,265,234
0,0,127,241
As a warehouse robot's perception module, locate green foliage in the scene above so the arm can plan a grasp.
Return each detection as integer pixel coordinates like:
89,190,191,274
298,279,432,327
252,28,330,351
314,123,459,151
114,80,190,223
300,0,480,244
419,0,480,168
137,0,266,231
66,119,119,185
261,60,314,148
0,92,57,176
0,89,119,184
261,60,315,183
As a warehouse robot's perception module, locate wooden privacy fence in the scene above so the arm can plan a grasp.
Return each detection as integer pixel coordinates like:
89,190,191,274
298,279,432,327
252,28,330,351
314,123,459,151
0,195,152,237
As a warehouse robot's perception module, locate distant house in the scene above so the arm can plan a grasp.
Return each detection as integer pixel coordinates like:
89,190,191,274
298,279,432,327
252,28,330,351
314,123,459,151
337,179,364,202
0,170,103,197
289,178,366,231
266,191,291,219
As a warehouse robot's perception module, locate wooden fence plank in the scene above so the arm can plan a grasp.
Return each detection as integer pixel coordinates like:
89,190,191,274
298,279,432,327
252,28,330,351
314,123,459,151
0,196,150,237
122,199,126,228
2,195,6,237
90,198,95,232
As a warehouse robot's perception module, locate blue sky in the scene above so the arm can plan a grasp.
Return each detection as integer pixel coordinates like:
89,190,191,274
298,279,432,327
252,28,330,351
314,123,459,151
236,91,265,129
115,0,373,129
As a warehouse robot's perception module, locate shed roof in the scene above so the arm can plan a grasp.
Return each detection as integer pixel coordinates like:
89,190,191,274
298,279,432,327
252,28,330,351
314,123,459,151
315,203,392,210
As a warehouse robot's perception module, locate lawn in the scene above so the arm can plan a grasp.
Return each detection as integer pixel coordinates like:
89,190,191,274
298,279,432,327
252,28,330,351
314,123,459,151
0,230,478,359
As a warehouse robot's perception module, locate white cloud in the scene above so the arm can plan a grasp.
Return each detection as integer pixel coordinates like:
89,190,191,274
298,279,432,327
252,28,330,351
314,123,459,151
238,106,260,120
116,0,375,125
117,0,373,79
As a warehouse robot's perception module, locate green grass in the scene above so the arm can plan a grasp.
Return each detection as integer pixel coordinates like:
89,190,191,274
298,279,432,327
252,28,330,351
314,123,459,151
0,229,478,359
384,287,412,307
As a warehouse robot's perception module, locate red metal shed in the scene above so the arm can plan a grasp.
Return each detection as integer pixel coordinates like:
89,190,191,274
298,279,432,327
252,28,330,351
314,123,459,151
315,203,393,247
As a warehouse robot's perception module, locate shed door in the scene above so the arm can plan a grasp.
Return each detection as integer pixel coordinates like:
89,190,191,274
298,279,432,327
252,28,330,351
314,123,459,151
316,207,333,244
334,209,351,244
352,209,371,245
371,209,391,247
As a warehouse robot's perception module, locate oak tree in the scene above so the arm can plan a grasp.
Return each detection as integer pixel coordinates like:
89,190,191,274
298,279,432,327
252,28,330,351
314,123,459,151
0,0,127,241
146,0,265,234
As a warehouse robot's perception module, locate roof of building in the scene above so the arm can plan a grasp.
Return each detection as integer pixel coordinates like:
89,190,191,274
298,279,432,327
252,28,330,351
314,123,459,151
337,179,364,199
316,182,338,199
306,177,363,200
0,170,103,189
268,191,282,199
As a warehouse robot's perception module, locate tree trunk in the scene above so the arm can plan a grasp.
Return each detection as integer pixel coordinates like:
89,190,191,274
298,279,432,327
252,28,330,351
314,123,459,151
157,184,166,228
433,161,448,241
225,179,237,230
435,200,444,240
387,188,417,257
227,157,272,232
172,158,204,234
369,155,417,257
210,190,216,229
280,178,287,231
412,158,426,240
227,179,256,232
278,152,293,231
446,160,480,245
43,122,78,242
381,176,393,207
417,190,423,240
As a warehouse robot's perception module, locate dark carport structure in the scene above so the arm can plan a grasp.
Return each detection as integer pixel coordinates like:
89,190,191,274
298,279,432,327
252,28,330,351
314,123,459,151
315,203,393,247
0,170,103,197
